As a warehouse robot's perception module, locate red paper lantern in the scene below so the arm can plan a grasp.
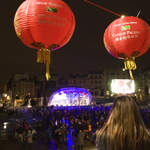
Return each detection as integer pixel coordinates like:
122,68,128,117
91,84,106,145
14,0,75,80
104,16,150,79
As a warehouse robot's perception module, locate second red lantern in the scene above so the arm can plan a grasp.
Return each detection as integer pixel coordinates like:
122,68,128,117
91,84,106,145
104,16,150,79
104,16,150,59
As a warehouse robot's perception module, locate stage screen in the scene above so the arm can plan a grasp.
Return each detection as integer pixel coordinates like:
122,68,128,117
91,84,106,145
111,79,135,94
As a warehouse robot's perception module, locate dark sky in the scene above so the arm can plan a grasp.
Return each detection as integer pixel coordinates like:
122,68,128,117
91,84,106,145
1,0,150,82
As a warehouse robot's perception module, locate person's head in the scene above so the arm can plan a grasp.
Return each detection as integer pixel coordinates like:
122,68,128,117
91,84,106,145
97,96,150,150
79,130,82,133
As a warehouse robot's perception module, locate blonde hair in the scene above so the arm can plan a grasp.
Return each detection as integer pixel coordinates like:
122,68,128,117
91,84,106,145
97,96,150,150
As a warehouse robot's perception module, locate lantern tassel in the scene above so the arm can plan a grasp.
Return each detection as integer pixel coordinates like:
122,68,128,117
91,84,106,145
37,49,42,63
36,48,51,80
43,49,47,64
124,58,136,80
129,70,134,80
45,49,51,80
40,49,44,63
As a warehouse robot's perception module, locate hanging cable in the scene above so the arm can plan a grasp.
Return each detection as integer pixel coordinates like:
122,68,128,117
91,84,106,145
84,0,121,17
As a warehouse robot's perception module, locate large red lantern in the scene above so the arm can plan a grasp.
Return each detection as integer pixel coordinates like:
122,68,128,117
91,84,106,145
104,16,150,79
14,0,75,80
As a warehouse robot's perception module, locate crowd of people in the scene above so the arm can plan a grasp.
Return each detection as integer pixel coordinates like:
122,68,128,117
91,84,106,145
6,97,150,150
12,104,111,149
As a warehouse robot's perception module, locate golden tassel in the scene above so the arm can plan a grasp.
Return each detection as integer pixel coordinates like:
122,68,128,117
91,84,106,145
45,49,51,80
36,48,51,80
129,70,134,80
37,49,42,63
40,49,44,63
124,58,136,80
43,49,46,64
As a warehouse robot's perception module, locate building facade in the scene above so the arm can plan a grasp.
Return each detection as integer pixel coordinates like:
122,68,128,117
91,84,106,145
5,73,40,99
3,68,149,106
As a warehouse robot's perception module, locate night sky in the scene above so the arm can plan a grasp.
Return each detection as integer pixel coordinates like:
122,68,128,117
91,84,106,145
1,0,150,82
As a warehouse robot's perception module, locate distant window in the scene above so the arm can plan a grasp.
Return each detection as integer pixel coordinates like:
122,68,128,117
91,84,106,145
95,91,98,95
100,89,104,96
94,80,97,84
111,73,115,76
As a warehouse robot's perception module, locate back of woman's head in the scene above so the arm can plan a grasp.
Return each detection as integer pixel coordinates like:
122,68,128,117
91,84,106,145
97,96,150,150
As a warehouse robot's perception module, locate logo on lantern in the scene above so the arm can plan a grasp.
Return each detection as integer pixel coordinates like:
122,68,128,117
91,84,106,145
121,25,130,31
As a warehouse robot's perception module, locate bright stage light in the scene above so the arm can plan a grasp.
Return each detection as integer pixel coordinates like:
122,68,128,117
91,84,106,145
48,87,92,106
